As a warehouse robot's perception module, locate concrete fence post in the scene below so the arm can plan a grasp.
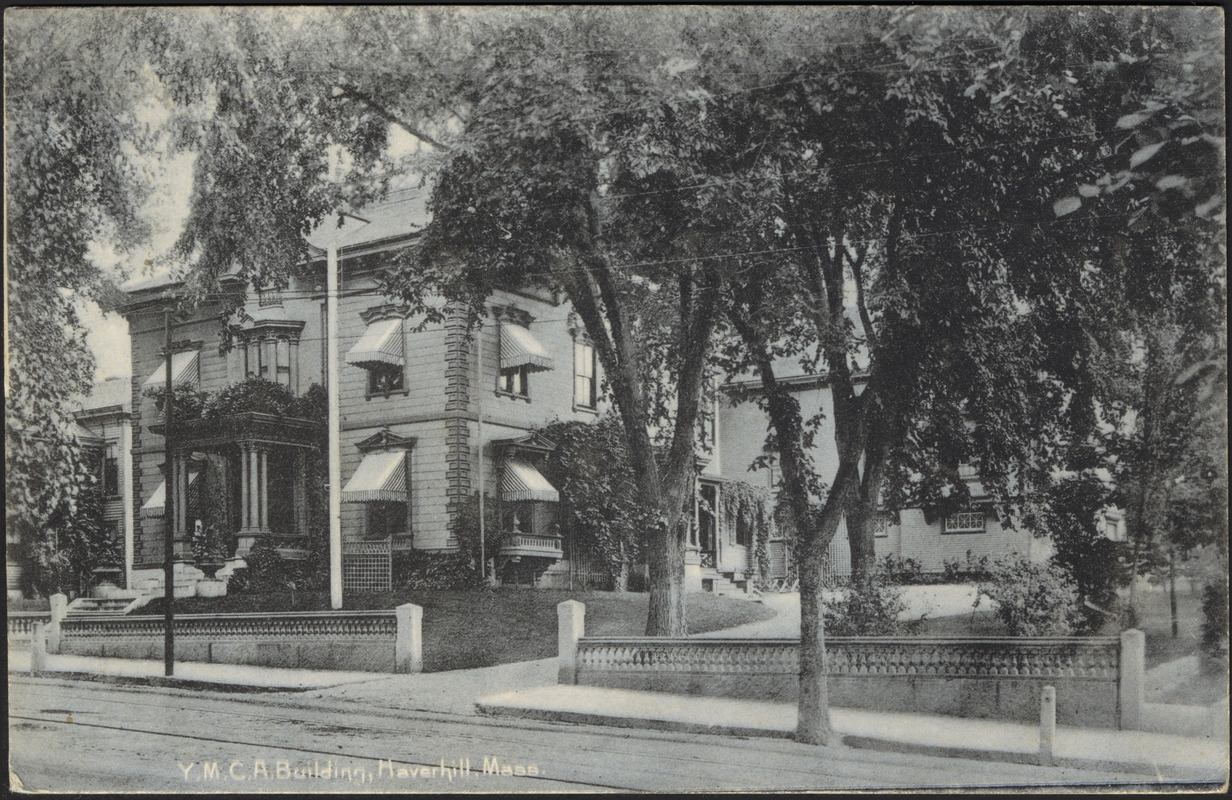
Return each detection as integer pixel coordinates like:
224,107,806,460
48,593,68,654
30,622,48,673
1038,685,1056,767
557,600,585,684
395,603,423,674
1119,628,1145,730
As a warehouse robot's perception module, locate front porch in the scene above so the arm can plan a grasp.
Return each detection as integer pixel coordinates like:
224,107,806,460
141,411,324,589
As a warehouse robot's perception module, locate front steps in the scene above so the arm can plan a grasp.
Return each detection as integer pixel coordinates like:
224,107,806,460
66,594,151,616
700,571,751,597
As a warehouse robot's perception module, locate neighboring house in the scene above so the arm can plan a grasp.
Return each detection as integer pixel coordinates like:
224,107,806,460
5,377,133,600
718,371,1054,580
116,189,754,594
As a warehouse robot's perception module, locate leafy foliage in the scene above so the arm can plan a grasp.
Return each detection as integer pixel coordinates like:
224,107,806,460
448,492,504,585
392,549,477,591
227,537,326,595
824,565,925,636
975,554,1082,636
538,417,649,591
20,487,121,597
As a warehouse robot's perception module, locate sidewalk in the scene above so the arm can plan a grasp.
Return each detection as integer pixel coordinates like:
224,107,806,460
475,684,1229,781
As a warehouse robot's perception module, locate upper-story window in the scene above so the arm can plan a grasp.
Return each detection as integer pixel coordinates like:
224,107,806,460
243,336,295,386
346,312,408,400
873,512,891,538
574,341,597,409
497,310,553,402
942,510,986,534
698,389,717,449
102,443,120,497
500,364,530,397
369,363,405,395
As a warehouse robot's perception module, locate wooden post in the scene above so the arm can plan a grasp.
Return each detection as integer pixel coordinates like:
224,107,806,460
1039,685,1056,767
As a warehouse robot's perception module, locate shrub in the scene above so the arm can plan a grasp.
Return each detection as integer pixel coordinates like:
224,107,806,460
143,384,207,421
825,566,925,636
205,378,296,418
449,492,504,583
878,554,924,585
1201,580,1229,657
226,537,325,594
975,554,1081,636
392,550,478,590
941,551,991,584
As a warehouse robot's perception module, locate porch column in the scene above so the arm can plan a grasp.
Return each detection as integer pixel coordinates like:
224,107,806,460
258,446,269,530
262,337,276,382
248,443,260,530
238,443,250,530
175,453,189,540
293,449,308,536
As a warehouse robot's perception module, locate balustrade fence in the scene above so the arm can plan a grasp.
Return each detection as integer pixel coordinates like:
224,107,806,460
7,612,52,648
54,606,422,673
556,602,1144,730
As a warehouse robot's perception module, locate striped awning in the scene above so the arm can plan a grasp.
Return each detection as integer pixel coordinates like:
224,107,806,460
346,318,403,368
140,471,200,519
501,324,553,372
502,460,559,503
341,450,408,503
142,350,200,389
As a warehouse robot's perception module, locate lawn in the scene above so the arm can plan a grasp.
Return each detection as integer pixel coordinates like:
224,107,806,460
141,589,775,672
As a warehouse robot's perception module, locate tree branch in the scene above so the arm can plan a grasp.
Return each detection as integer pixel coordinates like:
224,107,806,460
331,86,452,152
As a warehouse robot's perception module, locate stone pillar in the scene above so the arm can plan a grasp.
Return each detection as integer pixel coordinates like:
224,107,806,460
557,600,585,684
1038,685,1056,767
1120,629,1145,730
395,603,423,673
30,622,48,672
48,593,68,654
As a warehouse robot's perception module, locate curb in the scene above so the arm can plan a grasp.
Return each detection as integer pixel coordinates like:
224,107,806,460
476,700,789,740
24,668,332,694
476,701,1219,779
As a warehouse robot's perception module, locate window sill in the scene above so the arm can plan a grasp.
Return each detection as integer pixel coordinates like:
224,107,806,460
495,389,531,403
940,529,986,535
573,403,599,415
366,389,410,401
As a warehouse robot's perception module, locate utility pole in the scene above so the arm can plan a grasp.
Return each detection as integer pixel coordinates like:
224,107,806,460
327,230,343,610
477,320,486,586
162,308,175,676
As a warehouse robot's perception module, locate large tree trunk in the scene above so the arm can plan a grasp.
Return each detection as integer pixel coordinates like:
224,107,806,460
795,500,846,745
646,517,688,635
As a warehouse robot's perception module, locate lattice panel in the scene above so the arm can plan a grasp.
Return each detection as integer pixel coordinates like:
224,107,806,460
342,541,392,593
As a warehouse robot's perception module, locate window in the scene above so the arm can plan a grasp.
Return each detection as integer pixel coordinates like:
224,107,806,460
366,501,408,539
500,365,530,397
102,443,120,497
736,514,752,547
368,363,405,396
873,512,891,538
942,510,986,534
347,316,406,399
574,341,597,408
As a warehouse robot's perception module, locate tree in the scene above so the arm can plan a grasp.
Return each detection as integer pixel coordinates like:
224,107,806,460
675,6,1224,744
538,417,648,591
5,11,150,570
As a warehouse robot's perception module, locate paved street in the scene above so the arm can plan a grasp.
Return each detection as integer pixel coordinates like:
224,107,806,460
8,675,1207,793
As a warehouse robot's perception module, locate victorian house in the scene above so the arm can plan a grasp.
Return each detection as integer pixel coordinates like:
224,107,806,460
118,189,763,595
